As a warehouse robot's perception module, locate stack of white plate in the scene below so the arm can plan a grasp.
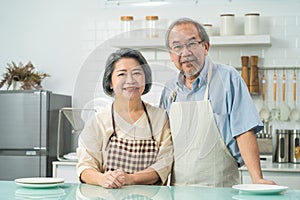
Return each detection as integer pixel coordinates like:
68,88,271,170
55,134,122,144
15,177,64,188
63,152,78,161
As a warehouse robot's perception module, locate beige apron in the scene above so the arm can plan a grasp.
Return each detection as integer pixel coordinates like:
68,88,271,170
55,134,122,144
169,62,239,187
106,102,159,174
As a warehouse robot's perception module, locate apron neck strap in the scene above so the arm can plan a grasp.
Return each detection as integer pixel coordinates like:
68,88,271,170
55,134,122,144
142,102,154,140
111,103,116,135
204,60,213,100
111,102,154,140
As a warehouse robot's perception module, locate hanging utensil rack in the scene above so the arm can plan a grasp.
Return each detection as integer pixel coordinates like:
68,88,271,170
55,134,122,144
236,66,300,71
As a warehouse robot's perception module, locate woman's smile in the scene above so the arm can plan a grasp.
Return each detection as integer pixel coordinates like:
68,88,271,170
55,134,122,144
123,86,140,91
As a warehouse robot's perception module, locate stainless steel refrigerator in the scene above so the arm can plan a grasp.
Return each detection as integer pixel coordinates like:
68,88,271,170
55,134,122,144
0,90,72,180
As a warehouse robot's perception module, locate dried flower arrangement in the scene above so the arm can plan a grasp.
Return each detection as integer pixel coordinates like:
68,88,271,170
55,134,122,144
0,61,50,90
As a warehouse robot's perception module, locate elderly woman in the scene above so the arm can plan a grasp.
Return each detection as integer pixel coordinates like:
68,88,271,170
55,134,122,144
76,48,173,189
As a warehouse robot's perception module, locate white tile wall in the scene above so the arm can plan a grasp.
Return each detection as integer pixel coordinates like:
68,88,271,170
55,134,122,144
1,0,300,117
77,12,300,115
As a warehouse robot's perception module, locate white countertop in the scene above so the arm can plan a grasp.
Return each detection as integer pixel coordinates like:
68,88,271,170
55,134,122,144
239,162,300,172
53,160,300,173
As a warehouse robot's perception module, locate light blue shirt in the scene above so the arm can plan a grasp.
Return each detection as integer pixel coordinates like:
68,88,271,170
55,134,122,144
159,56,263,166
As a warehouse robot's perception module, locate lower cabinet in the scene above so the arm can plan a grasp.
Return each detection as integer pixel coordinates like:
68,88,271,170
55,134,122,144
239,169,300,189
52,161,78,183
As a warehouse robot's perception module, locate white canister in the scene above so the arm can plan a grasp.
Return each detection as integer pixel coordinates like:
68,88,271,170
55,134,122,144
244,13,260,35
220,14,235,36
203,23,213,36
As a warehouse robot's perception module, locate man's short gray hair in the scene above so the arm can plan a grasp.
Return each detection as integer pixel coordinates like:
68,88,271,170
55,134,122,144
165,17,210,49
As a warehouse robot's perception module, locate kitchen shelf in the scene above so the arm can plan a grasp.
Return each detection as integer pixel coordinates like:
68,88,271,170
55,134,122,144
210,34,271,45
109,37,166,49
108,34,271,49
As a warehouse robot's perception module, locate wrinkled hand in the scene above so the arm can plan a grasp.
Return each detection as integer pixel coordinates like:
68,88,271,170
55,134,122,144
253,178,277,185
101,170,126,189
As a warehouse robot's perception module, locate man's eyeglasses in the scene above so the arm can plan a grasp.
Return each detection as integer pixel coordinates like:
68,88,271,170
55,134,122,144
169,39,205,54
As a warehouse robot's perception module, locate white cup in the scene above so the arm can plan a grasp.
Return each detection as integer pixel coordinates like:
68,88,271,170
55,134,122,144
220,14,235,36
244,13,260,35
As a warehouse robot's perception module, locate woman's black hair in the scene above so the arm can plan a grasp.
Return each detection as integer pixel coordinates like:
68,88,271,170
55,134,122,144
102,48,152,97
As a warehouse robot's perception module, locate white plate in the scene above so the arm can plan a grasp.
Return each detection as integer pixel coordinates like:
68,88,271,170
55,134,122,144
232,184,288,194
15,177,64,188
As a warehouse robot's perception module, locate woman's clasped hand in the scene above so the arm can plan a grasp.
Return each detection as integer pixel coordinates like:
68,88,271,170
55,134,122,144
101,170,126,189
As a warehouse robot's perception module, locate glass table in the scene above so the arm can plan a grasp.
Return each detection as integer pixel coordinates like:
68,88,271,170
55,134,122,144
1,181,300,200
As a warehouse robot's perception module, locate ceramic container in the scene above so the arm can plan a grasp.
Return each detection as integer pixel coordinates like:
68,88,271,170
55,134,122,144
244,13,260,35
220,14,235,36
203,23,213,36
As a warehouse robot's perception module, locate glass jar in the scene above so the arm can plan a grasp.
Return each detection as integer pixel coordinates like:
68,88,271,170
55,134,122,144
220,14,235,36
120,16,134,33
244,13,260,35
146,16,159,38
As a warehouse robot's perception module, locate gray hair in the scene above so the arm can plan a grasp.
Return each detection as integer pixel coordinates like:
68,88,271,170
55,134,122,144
165,17,210,49
102,48,152,97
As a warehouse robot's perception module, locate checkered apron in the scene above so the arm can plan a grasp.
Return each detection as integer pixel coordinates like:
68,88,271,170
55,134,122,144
106,102,158,174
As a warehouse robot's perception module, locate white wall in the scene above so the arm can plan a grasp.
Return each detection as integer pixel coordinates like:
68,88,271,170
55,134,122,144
1,0,300,111
0,0,101,96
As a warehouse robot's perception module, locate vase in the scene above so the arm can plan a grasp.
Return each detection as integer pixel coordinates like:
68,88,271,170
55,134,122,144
12,81,23,90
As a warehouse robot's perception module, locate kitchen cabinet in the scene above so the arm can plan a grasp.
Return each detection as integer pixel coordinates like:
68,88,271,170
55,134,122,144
108,34,271,49
239,163,300,189
52,161,78,183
